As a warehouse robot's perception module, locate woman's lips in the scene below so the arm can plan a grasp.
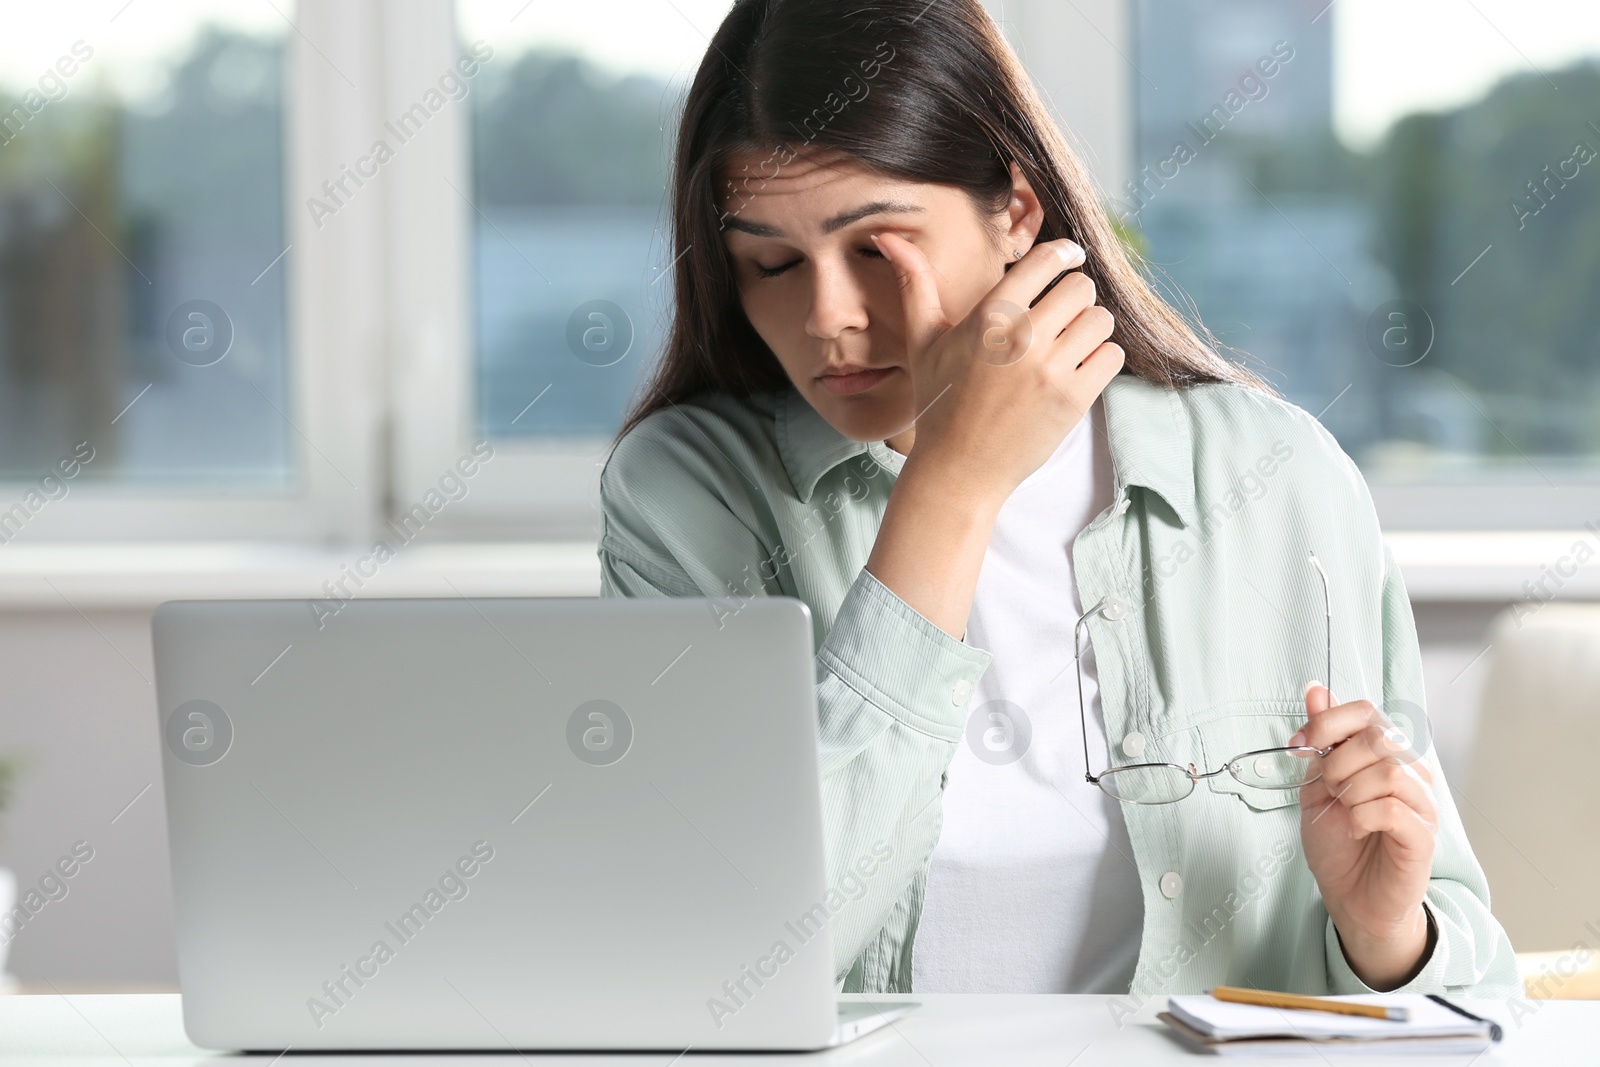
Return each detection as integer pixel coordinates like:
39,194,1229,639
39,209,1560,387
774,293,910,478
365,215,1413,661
818,367,895,396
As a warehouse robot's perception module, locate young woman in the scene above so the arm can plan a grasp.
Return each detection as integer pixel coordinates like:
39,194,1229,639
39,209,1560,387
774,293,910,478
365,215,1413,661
597,0,1518,999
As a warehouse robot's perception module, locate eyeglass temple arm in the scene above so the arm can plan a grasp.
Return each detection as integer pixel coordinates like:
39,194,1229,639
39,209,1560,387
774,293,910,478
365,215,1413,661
1309,550,1332,704
1074,603,1101,783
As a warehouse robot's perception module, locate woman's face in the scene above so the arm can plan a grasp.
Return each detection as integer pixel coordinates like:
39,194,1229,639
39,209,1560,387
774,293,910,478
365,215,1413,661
718,147,1041,451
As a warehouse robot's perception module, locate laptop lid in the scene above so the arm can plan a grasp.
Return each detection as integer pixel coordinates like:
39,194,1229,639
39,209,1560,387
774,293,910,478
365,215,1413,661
152,595,837,1051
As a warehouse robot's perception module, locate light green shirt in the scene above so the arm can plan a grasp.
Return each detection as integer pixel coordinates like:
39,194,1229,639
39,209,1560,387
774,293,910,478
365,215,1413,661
596,371,1519,1001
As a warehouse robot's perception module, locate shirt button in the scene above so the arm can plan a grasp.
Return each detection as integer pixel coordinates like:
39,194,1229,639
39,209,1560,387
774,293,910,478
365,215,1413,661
1122,731,1147,759
951,678,973,706
1160,871,1183,900
1114,496,1131,516
1099,595,1129,621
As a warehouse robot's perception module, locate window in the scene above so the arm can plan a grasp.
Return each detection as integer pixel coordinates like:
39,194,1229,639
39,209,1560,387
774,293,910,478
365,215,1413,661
383,0,724,540
0,6,304,535
0,2,378,543
3,0,1593,545
466,33,671,440
1131,0,1600,528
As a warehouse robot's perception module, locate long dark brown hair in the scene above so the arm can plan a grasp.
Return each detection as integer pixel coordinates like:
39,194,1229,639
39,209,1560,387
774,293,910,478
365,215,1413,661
616,0,1278,443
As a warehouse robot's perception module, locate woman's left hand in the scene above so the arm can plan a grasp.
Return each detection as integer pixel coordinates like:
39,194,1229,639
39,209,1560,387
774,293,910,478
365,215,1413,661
1292,682,1439,989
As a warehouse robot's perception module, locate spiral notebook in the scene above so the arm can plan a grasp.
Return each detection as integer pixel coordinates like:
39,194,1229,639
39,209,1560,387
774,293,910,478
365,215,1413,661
1159,993,1501,1056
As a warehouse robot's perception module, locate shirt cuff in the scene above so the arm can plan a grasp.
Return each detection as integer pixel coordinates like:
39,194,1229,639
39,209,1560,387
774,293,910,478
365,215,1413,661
1325,902,1443,994
816,566,993,741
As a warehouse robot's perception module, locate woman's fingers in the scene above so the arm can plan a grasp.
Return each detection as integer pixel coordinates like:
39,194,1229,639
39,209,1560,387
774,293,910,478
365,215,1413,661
1295,685,1408,752
1074,340,1126,381
1345,795,1438,848
1293,691,1430,774
1320,758,1437,824
1026,267,1098,344
870,231,949,356
1048,304,1116,377
994,238,1087,316
1318,725,1431,786
1293,696,1376,750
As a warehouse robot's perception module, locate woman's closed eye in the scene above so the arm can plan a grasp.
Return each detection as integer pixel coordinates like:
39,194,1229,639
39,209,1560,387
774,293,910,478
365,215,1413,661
753,245,886,279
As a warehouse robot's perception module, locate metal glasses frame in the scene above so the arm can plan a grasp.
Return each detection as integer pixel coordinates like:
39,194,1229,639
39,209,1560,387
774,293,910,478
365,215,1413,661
1073,551,1339,804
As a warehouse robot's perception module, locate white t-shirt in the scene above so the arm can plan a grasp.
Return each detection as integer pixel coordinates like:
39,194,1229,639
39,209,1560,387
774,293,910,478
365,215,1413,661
911,394,1145,993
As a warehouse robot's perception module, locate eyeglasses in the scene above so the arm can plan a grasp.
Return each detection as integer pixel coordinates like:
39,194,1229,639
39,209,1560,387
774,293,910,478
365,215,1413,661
1072,551,1338,805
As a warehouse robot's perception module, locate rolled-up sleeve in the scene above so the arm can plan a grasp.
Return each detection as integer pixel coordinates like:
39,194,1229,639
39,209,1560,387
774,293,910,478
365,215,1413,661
817,566,993,758
1324,537,1520,997
597,425,990,985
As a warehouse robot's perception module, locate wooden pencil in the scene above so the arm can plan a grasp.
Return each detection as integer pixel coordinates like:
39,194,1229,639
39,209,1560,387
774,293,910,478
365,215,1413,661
1210,985,1411,1022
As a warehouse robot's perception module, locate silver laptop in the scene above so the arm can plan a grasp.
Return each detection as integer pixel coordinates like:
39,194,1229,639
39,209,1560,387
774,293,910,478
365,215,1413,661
151,595,914,1051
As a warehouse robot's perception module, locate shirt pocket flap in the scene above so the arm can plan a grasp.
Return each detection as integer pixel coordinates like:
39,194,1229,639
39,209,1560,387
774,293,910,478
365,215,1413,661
1195,707,1309,812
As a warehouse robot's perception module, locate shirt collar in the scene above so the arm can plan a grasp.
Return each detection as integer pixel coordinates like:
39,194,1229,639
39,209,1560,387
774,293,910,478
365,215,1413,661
773,373,1198,529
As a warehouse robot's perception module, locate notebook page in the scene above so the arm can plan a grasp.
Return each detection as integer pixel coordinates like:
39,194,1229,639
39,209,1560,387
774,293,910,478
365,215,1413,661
1167,994,1493,1040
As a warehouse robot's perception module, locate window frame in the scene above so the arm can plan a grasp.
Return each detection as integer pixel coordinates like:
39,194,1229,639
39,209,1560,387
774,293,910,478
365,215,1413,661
0,0,385,544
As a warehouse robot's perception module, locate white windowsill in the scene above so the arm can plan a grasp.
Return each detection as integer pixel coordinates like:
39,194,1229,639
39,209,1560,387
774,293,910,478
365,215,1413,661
1384,530,1599,602
0,542,602,610
0,532,1591,610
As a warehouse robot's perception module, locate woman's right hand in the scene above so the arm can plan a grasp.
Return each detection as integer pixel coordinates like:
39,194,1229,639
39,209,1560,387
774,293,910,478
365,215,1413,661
870,233,1125,506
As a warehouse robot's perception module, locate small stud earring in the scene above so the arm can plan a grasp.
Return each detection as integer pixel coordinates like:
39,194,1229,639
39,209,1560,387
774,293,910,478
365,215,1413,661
1013,249,1024,260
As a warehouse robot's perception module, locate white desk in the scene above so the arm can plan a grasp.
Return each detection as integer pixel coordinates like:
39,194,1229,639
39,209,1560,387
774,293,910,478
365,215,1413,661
2,992,1591,1064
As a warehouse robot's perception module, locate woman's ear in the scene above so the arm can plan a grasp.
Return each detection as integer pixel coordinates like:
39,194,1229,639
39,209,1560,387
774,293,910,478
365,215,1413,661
1002,159,1046,259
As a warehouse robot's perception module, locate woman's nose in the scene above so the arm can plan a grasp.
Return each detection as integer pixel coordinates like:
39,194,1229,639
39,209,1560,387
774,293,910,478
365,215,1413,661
804,261,871,339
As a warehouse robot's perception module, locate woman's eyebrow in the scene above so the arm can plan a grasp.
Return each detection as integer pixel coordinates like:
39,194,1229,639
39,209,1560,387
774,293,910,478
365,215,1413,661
721,199,925,238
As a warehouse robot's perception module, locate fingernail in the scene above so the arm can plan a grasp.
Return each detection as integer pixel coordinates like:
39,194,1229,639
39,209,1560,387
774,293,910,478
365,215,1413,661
1288,730,1306,748
1059,240,1086,266
1304,679,1321,698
